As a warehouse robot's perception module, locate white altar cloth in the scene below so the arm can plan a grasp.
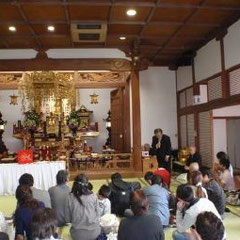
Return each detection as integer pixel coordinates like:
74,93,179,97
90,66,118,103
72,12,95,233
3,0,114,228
0,161,66,196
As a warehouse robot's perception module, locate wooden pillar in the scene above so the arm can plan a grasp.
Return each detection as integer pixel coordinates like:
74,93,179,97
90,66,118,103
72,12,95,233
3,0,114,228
191,57,200,150
176,71,181,148
131,70,142,171
220,38,230,99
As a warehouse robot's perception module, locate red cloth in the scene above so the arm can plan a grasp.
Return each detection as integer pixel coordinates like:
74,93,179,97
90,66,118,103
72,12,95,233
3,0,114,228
17,150,33,164
154,168,171,188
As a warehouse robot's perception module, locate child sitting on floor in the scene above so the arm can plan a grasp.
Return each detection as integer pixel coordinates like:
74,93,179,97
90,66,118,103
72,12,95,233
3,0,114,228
98,185,112,217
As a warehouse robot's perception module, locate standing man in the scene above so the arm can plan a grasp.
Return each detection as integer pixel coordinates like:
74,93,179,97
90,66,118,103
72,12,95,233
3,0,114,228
150,128,172,171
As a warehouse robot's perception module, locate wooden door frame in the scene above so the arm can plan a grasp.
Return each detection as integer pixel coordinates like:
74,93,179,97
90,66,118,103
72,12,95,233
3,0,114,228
110,87,124,152
225,118,240,170
123,79,131,153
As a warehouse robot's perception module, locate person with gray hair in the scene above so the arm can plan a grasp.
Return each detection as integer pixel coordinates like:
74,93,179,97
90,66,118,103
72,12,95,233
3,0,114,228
48,170,70,227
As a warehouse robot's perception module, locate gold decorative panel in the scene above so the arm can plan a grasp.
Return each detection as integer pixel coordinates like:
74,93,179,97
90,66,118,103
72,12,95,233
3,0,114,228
78,72,129,83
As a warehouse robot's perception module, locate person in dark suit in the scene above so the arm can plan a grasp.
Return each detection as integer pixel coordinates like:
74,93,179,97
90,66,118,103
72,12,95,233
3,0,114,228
185,146,202,171
150,128,172,171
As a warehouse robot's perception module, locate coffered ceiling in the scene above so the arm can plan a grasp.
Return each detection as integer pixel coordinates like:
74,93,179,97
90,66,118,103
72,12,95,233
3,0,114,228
0,0,240,66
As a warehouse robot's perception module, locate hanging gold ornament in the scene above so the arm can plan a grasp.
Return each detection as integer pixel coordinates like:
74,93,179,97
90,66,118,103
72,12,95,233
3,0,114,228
90,93,99,104
9,94,18,105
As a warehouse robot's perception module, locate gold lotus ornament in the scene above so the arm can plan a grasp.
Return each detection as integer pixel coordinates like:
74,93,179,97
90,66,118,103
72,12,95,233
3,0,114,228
9,94,18,105
90,93,99,104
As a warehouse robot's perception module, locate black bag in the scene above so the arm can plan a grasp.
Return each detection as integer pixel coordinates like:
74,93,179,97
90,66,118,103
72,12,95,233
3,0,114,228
109,179,141,217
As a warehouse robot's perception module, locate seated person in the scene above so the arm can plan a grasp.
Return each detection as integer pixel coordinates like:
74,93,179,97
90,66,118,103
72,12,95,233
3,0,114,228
143,175,170,228
19,173,51,208
189,171,208,198
98,185,111,217
0,211,13,239
0,211,8,235
31,208,61,240
142,143,151,152
201,167,225,217
145,169,171,189
187,162,200,182
0,232,9,240
0,143,8,160
194,212,225,240
216,152,233,177
118,190,164,240
48,170,70,227
173,184,221,240
185,146,201,171
63,174,101,240
189,162,200,173
218,158,235,191
109,173,141,216
176,162,199,184
15,185,45,240
144,171,154,185
155,168,171,188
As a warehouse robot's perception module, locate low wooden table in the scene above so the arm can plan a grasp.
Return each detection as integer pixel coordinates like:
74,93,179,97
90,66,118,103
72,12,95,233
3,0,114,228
142,156,158,176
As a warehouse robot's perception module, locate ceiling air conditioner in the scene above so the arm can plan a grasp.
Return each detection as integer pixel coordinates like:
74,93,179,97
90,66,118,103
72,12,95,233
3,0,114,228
71,23,107,43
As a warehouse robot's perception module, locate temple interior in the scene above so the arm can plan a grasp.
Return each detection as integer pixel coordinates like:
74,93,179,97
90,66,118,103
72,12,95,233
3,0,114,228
0,1,240,240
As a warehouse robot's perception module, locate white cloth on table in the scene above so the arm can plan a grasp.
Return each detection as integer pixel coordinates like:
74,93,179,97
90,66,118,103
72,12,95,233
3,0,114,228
0,161,66,196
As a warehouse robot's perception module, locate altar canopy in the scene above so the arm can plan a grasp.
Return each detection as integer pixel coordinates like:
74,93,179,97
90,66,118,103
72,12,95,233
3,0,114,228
0,161,66,196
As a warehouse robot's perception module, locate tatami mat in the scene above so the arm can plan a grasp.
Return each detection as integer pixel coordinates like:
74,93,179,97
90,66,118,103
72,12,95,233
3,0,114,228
0,178,240,239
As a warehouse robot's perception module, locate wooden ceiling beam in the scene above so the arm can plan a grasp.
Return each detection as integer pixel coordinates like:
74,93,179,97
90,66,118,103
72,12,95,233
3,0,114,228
0,39,9,48
149,21,220,27
139,0,161,41
0,34,206,42
62,0,74,47
13,2,43,48
112,45,187,50
192,12,240,56
0,19,221,28
173,9,240,66
105,0,115,47
157,3,240,11
3,1,240,11
0,34,71,39
152,0,208,60
0,58,132,72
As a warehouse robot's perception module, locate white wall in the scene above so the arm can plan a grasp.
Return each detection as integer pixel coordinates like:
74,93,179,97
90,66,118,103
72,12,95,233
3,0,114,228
213,119,227,158
139,67,178,148
195,39,221,82
213,105,240,117
0,90,24,152
224,19,240,69
176,66,193,91
77,88,113,152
